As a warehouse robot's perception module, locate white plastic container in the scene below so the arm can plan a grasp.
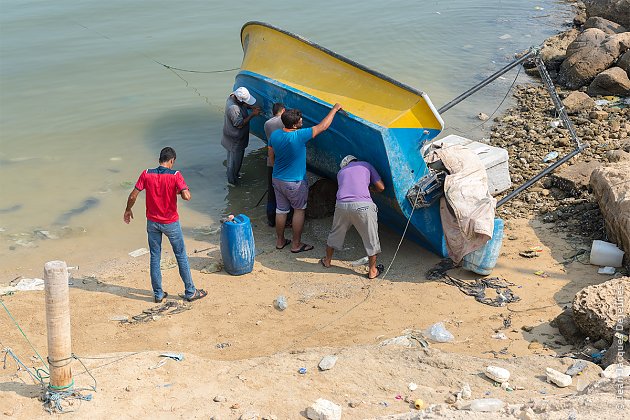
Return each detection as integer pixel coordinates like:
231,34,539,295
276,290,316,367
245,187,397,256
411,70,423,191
428,134,511,195
590,240,625,267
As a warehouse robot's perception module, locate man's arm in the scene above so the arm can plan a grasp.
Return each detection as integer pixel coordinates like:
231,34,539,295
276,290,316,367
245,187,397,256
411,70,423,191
235,106,261,128
311,103,343,138
372,180,385,193
123,188,140,224
268,146,275,167
180,189,191,201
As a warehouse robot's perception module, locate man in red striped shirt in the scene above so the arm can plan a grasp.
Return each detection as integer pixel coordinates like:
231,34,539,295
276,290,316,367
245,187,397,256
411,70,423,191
124,147,207,303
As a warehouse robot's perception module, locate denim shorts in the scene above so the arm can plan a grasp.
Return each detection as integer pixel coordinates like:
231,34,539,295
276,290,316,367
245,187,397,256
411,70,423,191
272,178,308,213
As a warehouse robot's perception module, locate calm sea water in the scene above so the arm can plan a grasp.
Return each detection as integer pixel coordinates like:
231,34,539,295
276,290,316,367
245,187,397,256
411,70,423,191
0,0,572,268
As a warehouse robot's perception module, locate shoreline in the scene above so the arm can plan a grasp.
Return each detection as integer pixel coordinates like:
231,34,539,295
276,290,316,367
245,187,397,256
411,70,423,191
2,2,629,418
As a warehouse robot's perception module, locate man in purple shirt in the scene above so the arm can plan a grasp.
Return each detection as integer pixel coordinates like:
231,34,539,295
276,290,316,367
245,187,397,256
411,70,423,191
320,155,385,279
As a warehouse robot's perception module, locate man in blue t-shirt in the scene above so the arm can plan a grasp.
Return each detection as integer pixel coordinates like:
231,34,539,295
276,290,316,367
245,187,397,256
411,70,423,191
268,103,343,253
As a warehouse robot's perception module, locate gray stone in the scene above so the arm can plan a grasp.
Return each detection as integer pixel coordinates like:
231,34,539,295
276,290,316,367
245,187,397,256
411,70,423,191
591,163,630,256
562,91,595,114
584,0,630,29
539,29,580,71
213,395,227,402
318,355,338,371
618,51,630,75
559,29,630,89
584,16,627,34
550,161,602,196
572,277,630,342
588,66,630,96
306,399,342,420
239,411,260,420
551,308,584,344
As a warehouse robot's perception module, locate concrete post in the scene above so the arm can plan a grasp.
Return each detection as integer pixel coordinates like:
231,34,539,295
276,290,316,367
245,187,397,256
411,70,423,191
44,260,73,389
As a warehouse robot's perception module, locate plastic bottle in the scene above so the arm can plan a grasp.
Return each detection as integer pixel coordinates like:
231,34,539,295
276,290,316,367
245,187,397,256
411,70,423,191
469,398,504,412
274,295,288,311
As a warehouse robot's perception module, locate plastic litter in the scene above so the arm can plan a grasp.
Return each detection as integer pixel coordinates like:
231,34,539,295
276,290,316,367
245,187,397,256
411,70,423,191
128,248,150,257
159,353,184,361
414,399,425,410
543,151,559,162
274,295,288,311
549,120,561,128
425,322,454,343
349,256,369,266
408,382,418,391
565,360,588,377
492,332,507,340
298,367,307,374
598,266,615,275
469,398,504,412
14,278,45,291
590,240,624,267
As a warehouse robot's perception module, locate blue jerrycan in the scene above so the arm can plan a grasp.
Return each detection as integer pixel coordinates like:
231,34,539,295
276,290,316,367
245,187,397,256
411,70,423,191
220,214,255,275
462,218,504,276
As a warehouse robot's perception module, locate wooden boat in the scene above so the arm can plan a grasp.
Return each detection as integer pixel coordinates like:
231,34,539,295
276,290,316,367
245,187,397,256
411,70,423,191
236,21,449,256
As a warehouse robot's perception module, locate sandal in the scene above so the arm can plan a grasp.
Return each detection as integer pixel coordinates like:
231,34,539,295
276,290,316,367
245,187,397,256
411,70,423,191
276,239,291,250
154,291,168,303
291,243,314,253
319,258,331,268
367,264,385,279
179,289,207,302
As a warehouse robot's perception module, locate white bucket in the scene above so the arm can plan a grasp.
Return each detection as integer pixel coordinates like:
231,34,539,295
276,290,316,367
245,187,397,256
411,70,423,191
590,240,625,267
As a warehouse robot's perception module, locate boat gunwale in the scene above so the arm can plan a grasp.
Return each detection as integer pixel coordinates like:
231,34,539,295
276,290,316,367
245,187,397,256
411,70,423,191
240,21,429,99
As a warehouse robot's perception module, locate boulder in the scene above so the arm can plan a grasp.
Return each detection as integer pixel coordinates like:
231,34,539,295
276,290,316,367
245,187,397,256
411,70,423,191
550,161,602,197
617,51,630,76
539,29,580,71
588,66,630,96
584,16,627,34
306,399,341,420
562,91,595,114
584,0,630,29
550,308,585,344
558,29,630,89
590,162,630,256
572,277,630,342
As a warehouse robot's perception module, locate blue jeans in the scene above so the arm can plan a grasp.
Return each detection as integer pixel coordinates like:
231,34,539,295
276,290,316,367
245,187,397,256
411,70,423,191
226,148,245,185
147,220,195,300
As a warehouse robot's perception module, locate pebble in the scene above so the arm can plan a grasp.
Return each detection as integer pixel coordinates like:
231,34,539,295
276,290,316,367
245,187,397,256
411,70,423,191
485,366,510,383
318,355,338,371
214,395,227,402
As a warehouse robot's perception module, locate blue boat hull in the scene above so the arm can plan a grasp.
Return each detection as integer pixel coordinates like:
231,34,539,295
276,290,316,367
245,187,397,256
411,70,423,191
236,71,449,257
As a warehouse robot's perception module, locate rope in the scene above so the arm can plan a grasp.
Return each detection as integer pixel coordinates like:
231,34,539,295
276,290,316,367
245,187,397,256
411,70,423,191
0,299,49,369
444,64,522,137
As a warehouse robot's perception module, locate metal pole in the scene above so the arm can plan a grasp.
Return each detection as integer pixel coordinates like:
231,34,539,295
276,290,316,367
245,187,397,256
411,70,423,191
44,260,73,390
438,50,535,114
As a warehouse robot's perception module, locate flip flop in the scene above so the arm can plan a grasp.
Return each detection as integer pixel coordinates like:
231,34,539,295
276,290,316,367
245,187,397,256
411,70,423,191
319,258,330,268
154,291,168,303
368,264,385,279
179,289,207,302
276,239,291,250
291,243,314,253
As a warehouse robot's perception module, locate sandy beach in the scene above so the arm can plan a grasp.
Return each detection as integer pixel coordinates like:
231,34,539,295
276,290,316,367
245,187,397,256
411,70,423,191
0,203,622,418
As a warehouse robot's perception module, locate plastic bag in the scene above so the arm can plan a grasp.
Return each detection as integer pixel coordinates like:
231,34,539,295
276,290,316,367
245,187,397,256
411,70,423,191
425,322,454,342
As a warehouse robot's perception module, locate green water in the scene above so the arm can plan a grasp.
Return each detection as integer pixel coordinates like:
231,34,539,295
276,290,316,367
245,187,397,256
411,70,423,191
0,0,572,264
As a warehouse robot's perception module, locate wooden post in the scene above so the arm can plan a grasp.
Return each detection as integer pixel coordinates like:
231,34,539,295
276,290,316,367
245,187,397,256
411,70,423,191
44,260,73,389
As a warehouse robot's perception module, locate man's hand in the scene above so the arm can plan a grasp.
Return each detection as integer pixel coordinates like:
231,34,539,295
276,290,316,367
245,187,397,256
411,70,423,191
333,103,343,112
123,209,133,224
252,106,261,116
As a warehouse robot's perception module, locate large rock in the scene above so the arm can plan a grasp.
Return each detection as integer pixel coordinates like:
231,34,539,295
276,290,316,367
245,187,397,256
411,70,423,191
590,162,630,257
588,66,630,95
584,0,630,29
539,29,580,71
562,91,595,114
306,399,341,420
572,277,630,342
550,161,602,197
558,29,630,89
583,16,627,34
618,51,630,76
